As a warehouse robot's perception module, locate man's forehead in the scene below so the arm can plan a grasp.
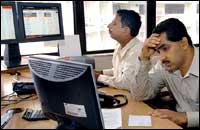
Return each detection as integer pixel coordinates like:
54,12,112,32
156,32,176,51
158,32,168,41
115,14,121,20
112,15,120,21
158,32,180,45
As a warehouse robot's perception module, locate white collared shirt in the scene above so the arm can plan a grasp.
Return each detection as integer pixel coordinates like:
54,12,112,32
97,38,143,90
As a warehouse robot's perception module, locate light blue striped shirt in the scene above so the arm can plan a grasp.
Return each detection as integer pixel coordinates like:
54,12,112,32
132,47,199,127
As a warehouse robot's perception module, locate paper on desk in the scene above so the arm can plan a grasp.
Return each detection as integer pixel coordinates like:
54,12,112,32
128,115,152,127
101,108,122,129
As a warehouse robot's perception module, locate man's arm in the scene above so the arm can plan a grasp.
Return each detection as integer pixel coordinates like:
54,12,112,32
186,112,199,127
97,63,137,90
149,109,199,127
94,68,113,80
131,33,166,100
131,59,166,100
102,68,114,76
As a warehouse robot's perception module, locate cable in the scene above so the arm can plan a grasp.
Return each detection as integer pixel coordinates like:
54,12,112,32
1,92,16,99
1,93,38,108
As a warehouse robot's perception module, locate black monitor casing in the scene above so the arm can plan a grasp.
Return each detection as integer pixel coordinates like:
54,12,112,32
28,56,104,129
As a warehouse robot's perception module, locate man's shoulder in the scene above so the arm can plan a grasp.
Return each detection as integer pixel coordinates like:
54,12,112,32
132,38,144,48
128,41,144,54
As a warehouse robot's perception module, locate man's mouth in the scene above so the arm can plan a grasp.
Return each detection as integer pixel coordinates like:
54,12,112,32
162,61,171,68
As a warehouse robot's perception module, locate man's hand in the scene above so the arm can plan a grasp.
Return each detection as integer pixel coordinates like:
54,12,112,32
148,109,187,126
94,70,103,80
140,33,161,61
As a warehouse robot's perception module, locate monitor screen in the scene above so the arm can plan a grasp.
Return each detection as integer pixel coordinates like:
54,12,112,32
17,2,64,42
28,56,104,129
1,1,19,44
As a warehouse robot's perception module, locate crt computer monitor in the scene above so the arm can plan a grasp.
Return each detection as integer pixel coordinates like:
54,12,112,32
17,2,64,43
28,56,104,129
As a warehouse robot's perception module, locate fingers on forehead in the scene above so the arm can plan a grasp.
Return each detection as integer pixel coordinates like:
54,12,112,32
152,33,160,37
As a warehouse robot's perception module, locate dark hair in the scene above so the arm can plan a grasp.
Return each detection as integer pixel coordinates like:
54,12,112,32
117,9,141,37
152,18,193,47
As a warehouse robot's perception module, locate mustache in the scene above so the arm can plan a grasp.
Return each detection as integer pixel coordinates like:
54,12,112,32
162,60,170,64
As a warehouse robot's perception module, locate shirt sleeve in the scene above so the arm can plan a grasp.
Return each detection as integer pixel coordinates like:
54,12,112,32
186,112,199,127
97,63,137,90
131,58,166,101
102,68,113,76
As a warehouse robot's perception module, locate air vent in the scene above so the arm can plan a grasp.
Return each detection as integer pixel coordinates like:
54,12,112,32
29,60,52,77
53,64,85,79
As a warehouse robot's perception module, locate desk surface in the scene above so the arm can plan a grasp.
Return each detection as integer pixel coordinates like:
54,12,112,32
1,69,182,129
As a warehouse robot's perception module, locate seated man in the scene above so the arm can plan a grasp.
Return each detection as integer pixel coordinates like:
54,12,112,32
95,9,143,90
132,18,199,127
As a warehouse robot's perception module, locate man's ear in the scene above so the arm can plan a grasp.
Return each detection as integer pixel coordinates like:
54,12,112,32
123,27,132,37
180,37,189,50
123,26,130,33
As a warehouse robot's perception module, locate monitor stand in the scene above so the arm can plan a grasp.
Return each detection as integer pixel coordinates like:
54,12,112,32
56,118,85,129
4,43,21,68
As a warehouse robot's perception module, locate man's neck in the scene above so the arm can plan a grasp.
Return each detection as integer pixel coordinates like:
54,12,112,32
119,37,133,48
180,47,195,77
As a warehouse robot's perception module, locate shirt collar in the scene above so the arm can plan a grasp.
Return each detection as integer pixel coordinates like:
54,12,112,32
187,47,199,77
173,47,199,78
118,38,140,58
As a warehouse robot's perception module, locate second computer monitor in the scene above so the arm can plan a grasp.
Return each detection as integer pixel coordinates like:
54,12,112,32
17,2,64,42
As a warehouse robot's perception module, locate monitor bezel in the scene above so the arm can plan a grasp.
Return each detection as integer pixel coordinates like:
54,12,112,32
1,1,20,44
17,2,64,43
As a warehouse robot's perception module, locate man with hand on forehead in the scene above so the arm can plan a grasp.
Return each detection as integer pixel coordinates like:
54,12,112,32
131,18,199,127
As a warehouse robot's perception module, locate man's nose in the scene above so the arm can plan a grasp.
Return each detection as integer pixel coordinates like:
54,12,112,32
107,23,111,28
159,52,166,61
